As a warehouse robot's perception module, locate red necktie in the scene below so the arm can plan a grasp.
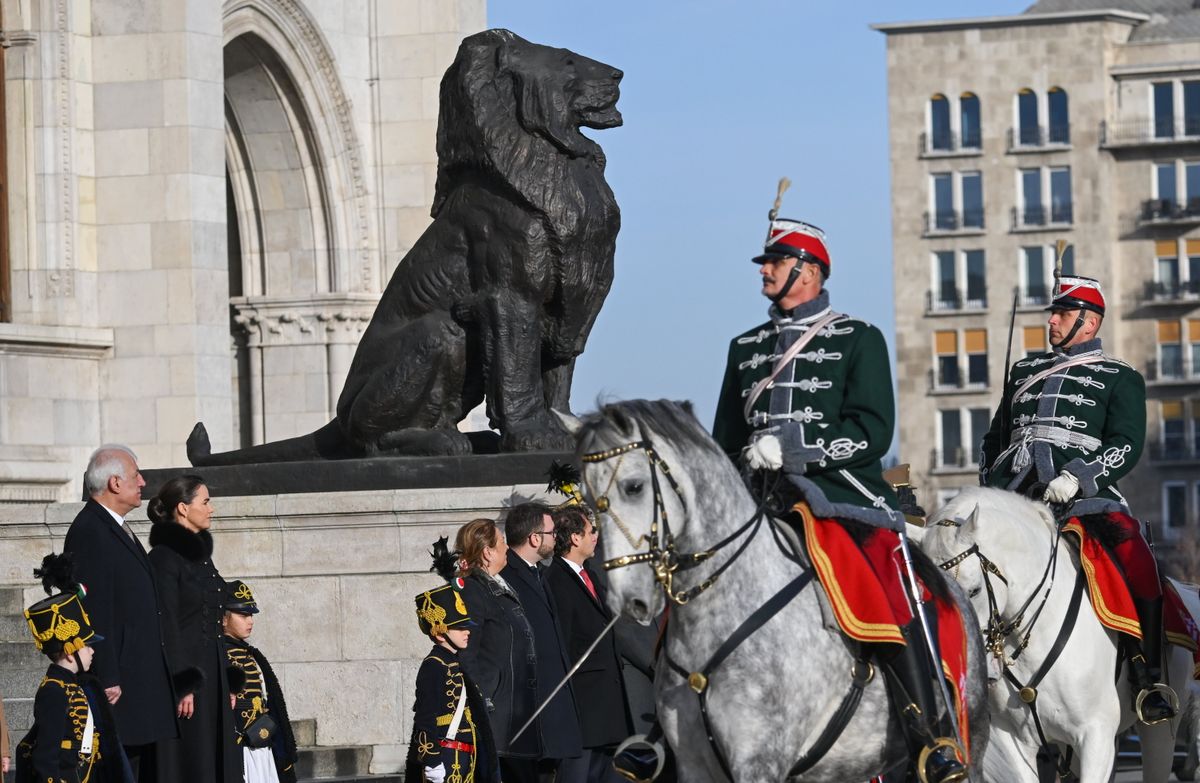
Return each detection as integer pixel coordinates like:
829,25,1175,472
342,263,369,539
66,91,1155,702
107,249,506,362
580,568,598,600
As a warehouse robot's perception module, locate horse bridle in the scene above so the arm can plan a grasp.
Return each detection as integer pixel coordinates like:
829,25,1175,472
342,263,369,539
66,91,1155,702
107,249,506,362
581,439,764,605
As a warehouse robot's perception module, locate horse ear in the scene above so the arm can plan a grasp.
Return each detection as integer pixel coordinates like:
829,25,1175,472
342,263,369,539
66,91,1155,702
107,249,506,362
965,504,981,529
677,400,696,420
552,409,585,436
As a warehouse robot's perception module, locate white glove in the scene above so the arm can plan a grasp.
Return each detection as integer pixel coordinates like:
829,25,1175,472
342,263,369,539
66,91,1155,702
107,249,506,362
1042,471,1080,504
424,763,447,783
745,434,783,471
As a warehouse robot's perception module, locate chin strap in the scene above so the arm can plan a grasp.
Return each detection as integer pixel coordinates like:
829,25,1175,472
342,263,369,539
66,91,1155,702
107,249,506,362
1051,311,1087,349
770,264,802,304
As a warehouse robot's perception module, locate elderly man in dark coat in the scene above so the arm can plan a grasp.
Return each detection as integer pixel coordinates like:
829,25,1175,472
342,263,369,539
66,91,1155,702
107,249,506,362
500,503,583,778
545,507,630,783
62,445,177,781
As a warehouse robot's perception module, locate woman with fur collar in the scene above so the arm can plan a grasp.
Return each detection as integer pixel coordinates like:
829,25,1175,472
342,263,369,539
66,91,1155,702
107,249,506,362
147,475,240,782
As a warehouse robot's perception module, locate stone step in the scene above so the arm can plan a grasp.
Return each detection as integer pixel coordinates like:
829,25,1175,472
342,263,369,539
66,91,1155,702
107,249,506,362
292,717,317,747
295,744,373,780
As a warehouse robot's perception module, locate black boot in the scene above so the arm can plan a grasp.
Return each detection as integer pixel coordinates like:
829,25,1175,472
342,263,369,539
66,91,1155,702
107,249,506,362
1129,596,1177,724
883,622,967,783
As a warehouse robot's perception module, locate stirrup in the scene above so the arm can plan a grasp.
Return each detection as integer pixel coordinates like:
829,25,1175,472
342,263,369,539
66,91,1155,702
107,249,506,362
612,734,667,783
1135,682,1179,725
916,737,967,783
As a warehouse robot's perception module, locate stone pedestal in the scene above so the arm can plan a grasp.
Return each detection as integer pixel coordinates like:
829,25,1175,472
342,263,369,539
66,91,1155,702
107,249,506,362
0,480,546,775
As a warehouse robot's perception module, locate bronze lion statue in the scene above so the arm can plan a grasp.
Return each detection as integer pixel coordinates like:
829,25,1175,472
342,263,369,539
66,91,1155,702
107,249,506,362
189,29,622,463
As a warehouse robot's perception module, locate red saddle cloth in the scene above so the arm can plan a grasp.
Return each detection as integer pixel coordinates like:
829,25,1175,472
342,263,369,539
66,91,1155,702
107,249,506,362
796,503,971,755
1060,517,1143,640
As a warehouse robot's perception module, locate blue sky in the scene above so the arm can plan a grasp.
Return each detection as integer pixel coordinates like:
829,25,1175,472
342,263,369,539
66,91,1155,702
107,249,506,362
489,1,1030,426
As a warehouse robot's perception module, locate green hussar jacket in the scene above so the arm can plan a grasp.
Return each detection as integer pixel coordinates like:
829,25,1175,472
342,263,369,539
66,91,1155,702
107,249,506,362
713,290,903,530
979,337,1145,516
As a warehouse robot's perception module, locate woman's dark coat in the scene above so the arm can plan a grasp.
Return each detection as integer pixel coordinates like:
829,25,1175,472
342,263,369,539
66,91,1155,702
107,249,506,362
457,571,540,759
148,522,240,783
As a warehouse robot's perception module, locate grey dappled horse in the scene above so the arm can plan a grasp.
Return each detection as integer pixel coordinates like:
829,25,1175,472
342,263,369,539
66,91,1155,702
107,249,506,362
560,400,990,782
920,486,1188,783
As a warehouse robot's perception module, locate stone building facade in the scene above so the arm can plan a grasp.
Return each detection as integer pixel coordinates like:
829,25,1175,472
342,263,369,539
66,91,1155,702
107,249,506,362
876,1,1200,550
0,0,485,501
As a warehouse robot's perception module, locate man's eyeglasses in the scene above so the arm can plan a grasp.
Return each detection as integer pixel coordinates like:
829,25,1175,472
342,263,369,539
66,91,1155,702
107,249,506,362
532,528,555,538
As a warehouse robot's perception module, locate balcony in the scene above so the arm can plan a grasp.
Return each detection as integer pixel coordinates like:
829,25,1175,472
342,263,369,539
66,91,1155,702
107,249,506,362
924,289,988,315
1148,438,1200,464
1145,355,1200,385
1101,118,1200,149
928,367,989,394
1138,198,1200,227
919,130,982,158
930,447,980,473
1011,205,1073,232
1007,124,1071,151
924,210,985,236
1142,279,1200,306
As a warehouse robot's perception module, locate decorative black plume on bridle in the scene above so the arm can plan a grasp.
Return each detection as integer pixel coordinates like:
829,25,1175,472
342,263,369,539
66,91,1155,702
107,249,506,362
429,536,459,583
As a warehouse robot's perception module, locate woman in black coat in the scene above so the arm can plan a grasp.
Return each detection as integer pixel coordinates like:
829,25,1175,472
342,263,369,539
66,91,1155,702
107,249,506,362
147,475,241,783
453,518,541,783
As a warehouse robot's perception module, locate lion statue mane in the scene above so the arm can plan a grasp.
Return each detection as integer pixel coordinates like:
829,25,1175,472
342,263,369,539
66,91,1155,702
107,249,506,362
188,29,622,464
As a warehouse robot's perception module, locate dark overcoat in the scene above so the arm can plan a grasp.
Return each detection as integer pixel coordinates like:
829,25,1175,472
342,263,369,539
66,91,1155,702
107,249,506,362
457,571,539,759
500,551,582,761
148,522,240,783
544,557,630,748
61,500,177,747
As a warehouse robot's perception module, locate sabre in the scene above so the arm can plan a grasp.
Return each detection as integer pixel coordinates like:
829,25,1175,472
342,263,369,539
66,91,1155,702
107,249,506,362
897,529,966,754
511,613,620,744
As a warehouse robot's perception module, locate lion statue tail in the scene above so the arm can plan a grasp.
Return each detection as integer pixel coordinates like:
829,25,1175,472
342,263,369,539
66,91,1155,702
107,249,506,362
186,420,352,467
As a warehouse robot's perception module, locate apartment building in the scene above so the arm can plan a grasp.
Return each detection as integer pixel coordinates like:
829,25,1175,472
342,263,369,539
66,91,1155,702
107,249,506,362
875,1,1200,550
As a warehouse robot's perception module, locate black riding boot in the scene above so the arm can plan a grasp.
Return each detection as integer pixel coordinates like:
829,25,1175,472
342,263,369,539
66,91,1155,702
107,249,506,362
883,622,967,783
1129,596,1177,724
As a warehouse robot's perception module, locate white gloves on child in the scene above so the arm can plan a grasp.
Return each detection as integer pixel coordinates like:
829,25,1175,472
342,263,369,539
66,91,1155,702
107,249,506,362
1042,471,1080,504
745,434,783,471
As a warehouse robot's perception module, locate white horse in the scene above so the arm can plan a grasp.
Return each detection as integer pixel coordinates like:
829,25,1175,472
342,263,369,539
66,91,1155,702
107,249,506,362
561,400,990,782
919,486,1189,783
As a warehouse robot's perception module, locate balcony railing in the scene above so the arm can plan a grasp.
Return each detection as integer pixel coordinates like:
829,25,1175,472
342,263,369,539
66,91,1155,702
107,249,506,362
1142,279,1200,304
924,210,986,233
1149,438,1200,463
928,367,989,393
1146,355,1200,383
1007,124,1071,150
1139,198,1200,226
1101,118,1200,147
930,447,980,471
1019,289,1051,307
920,130,983,156
925,289,988,313
1011,205,1073,230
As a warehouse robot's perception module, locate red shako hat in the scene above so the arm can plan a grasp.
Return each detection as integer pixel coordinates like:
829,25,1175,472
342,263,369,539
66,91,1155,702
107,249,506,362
752,219,831,276
1046,275,1105,316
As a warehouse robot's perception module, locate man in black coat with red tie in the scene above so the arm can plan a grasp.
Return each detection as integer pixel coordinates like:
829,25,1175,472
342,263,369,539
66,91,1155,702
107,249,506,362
62,445,177,781
545,506,631,783
500,502,582,781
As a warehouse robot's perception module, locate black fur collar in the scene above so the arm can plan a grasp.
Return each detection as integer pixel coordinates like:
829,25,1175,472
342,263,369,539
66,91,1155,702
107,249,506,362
149,521,213,562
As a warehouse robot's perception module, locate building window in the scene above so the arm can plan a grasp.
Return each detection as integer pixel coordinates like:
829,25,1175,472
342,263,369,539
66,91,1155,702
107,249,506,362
1018,88,1039,145
1163,400,1186,458
968,407,990,465
965,249,986,306
1156,161,1178,211
1190,319,1200,379
1157,239,1181,298
1187,81,1200,136
960,92,981,149
939,409,963,467
1164,482,1187,528
1023,325,1046,358
965,329,988,387
1047,87,1070,144
928,171,984,232
930,94,952,151
1017,167,1072,227
1155,82,1175,138
934,330,960,388
929,250,987,311
934,251,956,308
1158,319,1184,379
1021,246,1048,304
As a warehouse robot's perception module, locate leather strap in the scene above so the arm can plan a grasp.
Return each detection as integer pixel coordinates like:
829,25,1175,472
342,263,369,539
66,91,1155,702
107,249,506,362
743,311,841,420
1011,354,1104,402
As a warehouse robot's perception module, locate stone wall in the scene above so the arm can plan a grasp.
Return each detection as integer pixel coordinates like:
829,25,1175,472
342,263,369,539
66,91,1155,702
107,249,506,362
0,481,543,774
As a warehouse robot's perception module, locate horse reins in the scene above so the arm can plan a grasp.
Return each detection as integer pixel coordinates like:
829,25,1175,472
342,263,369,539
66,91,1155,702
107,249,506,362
582,439,873,781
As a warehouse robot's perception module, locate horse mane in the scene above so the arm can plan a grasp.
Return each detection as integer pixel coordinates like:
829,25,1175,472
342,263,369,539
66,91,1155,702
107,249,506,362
577,399,726,460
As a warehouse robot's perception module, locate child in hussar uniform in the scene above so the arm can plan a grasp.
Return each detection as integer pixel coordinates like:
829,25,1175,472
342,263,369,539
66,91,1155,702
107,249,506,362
221,580,298,783
16,553,131,783
406,578,498,783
